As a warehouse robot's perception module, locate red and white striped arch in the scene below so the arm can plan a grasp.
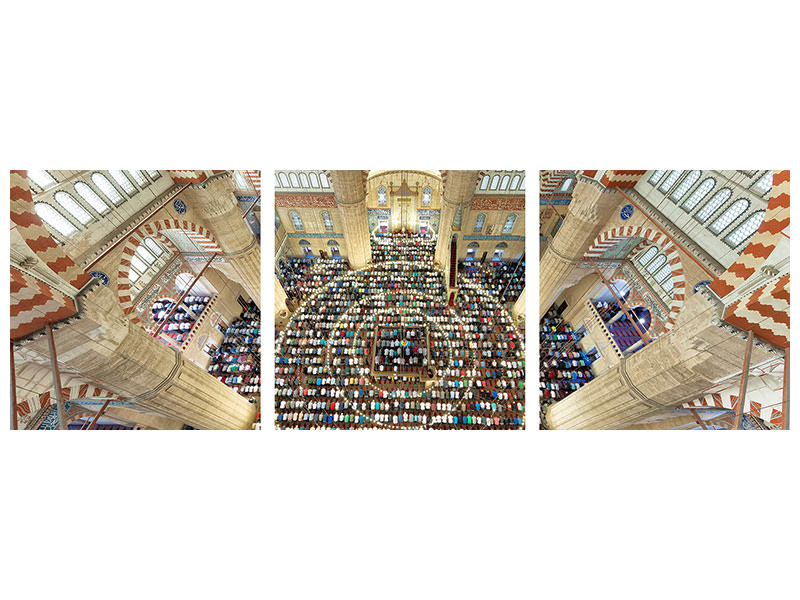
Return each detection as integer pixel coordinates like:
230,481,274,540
116,219,222,325
585,225,686,329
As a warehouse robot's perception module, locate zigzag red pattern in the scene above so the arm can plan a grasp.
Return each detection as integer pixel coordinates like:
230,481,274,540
10,170,91,289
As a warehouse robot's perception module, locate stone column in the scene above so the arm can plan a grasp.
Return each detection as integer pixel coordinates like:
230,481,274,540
545,291,775,430
512,287,526,320
191,176,261,306
331,171,371,269
275,273,288,314
435,171,478,269
23,284,256,430
539,178,619,318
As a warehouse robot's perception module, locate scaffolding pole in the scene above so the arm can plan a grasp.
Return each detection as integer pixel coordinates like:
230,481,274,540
10,342,18,430
733,330,755,430
46,323,67,430
587,257,651,347
87,398,113,430
782,347,790,430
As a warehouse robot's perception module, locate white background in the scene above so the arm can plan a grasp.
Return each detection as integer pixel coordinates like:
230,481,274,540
2,1,799,599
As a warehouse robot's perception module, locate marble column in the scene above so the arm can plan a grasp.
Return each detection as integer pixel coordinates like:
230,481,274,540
331,170,371,269
512,287,526,320
275,273,288,314
191,176,261,306
435,171,478,270
545,291,775,430
22,283,257,430
539,178,619,318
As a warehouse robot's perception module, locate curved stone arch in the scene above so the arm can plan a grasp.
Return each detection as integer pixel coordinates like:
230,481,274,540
116,219,222,325
584,225,686,329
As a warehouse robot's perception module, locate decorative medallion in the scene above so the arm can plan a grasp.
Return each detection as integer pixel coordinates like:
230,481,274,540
89,271,110,286
693,280,713,294
173,197,187,214
620,204,634,220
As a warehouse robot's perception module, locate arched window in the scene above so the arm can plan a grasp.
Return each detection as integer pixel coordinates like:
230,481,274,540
136,244,156,264
520,177,525,191
27,170,57,190
130,254,148,275
377,186,387,205
490,175,500,190
661,277,674,293
502,213,517,233
654,263,672,283
289,211,304,231
289,173,300,187
35,203,76,236
474,213,486,233
309,172,320,188
128,269,141,283
128,170,147,186
321,211,334,232
646,254,667,274
145,237,163,256
559,178,573,192
300,173,310,188
682,177,716,211
146,170,160,179
319,173,329,187
709,199,749,233
109,170,135,194
670,170,701,201
725,210,765,246
74,182,110,214
467,242,481,248
753,171,773,194
53,191,92,224
274,174,282,188
91,173,122,204
500,175,510,190
510,175,520,190
648,170,667,185
422,186,431,206
658,170,685,193
234,171,249,189
696,189,733,223
279,172,290,187
480,175,490,190
638,246,659,266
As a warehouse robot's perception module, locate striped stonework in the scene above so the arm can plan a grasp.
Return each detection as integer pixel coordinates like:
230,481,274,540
710,170,790,299
10,267,79,340
707,170,790,347
10,170,91,290
599,170,647,189
116,219,222,326
584,225,686,329
167,170,208,184
539,170,571,194
723,274,790,349
682,391,784,428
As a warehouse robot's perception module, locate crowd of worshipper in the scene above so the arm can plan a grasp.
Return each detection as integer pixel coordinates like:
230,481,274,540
373,325,429,375
539,303,596,427
208,301,261,404
276,257,350,305
460,258,525,303
275,232,526,429
151,296,213,345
